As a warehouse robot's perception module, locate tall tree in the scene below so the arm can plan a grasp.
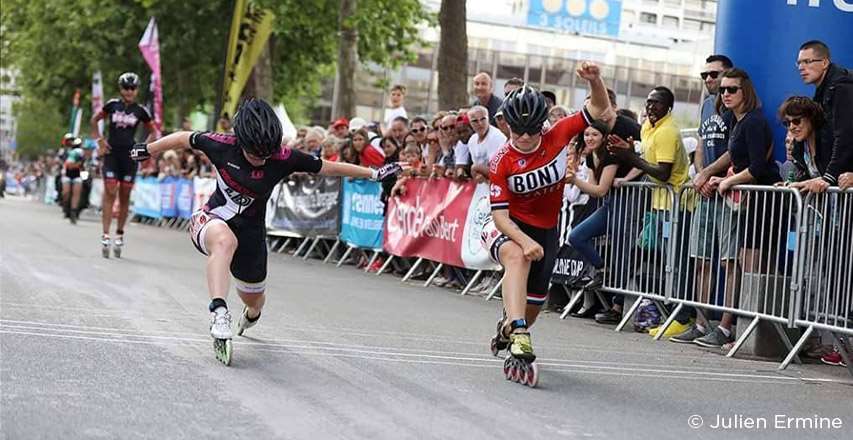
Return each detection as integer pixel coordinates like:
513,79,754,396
437,0,468,111
333,0,359,119
1,0,230,129
260,0,433,122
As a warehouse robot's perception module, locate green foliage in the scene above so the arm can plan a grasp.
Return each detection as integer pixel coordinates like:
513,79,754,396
259,0,433,121
2,0,433,127
12,98,66,159
1,0,229,129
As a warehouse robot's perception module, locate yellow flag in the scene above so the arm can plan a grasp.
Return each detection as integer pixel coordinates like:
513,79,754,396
219,0,274,125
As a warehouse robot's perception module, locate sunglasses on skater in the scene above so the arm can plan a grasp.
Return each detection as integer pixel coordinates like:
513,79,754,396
720,86,742,95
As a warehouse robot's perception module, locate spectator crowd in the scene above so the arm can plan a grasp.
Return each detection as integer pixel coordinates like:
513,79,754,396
4,39,851,369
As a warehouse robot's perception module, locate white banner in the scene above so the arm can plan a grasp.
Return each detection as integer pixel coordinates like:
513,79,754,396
89,178,103,209
92,71,104,136
192,177,216,212
460,183,501,271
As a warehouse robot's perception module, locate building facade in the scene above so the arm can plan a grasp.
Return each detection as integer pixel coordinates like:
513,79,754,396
313,0,718,128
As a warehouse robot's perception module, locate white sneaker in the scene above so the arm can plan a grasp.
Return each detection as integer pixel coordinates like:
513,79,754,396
236,306,259,336
209,310,233,340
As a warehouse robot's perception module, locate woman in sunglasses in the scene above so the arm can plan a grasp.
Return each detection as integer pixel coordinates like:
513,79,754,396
127,98,403,365
689,68,783,349
778,97,825,183
483,63,614,386
90,72,158,258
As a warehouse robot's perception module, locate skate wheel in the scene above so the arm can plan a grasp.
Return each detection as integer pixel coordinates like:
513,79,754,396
517,363,528,384
510,363,521,382
236,326,244,337
214,339,233,366
525,362,539,388
113,248,121,259
102,247,110,258
503,357,512,380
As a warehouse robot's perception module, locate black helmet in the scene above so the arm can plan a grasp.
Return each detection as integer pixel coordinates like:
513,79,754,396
233,98,282,158
501,84,548,136
118,72,140,89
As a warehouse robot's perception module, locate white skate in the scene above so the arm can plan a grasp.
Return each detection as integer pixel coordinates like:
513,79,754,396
112,236,124,258
210,309,233,366
101,235,111,258
236,306,260,336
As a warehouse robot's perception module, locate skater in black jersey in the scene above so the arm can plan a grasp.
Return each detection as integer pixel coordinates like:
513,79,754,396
130,98,404,365
91,72,158,258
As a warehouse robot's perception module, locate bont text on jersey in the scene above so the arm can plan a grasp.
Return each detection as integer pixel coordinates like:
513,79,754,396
223,186,254,206
111,111,139,129
507,153,567,194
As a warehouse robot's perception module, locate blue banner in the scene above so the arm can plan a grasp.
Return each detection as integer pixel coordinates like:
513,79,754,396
340,178,384,249
133,177,162,218
160,176,178,218
716,0,853,163
176,178,194,219
527,0,622,37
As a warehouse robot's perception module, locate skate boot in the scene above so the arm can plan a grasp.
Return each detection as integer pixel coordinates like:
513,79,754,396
101,235,111,258
502,319,539,387
210,308,233,366
69,210,78,224
489,316,510,356
236,306,261,336
112,235,124,259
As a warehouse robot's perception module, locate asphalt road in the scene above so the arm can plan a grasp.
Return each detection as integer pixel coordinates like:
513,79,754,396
1,197,851,440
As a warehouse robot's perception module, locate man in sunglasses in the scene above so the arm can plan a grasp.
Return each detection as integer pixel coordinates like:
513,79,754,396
658,55,736,342
792,40,853,193
695,55,734,175
90,72,158,258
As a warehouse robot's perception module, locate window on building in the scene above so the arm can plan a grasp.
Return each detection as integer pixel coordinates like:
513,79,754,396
663,16,679,28
640,12,658,25
683,18,702,30
664,0,682,6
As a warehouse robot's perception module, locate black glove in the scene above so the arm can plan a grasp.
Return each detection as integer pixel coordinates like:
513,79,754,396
371,162,403,182
130,143,151,162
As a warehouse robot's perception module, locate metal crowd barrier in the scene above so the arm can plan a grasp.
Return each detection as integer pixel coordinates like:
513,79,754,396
559,181,679,331
783,188,853,373
664,185,804,361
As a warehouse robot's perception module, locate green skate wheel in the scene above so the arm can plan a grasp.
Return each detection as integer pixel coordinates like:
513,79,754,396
214,339,232,366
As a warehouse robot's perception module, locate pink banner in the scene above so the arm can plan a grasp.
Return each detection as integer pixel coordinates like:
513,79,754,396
138,17,163,137
384,179,499,270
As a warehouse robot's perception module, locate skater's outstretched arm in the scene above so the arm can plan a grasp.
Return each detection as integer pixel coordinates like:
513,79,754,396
129,131,192,161
319,160,407,182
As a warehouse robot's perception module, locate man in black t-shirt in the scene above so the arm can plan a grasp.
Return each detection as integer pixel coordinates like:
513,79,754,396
90,72,157,258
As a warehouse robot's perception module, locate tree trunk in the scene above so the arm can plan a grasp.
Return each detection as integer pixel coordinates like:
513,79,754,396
437,0,468,111
243,40,274,102
333,0,358,119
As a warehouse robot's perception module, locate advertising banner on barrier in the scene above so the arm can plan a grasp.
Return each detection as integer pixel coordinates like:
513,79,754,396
269,175,340,237
340,178,384,249
89,178,103,209
160,176,177,218
176,178,193,219
192,177,216,212
133,177,161,218
384,179,499,270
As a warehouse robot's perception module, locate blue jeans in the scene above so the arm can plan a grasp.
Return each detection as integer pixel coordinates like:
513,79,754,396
568,198,612,269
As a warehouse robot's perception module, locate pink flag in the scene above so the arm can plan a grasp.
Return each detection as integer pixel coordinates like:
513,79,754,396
138,17,163,138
